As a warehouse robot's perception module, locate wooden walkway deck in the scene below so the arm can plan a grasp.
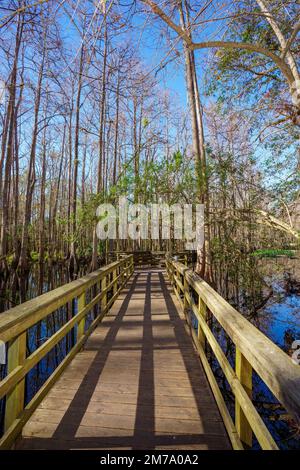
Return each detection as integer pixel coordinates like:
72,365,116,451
17,268,230,450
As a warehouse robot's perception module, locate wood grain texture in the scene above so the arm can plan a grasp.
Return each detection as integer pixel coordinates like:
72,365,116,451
168,258,300,426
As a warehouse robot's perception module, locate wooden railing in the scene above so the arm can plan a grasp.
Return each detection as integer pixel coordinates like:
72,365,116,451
108,251,165,267
0,255,134,449
108,250,195,268
166,256,300,450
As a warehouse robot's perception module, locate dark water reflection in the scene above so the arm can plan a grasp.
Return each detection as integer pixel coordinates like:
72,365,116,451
203,256,300,449
0,262,91,435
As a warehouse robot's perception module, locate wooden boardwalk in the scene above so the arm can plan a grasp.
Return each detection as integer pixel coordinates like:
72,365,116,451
17,269,230,450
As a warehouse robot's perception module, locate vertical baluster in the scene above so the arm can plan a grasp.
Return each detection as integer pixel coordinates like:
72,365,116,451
77,290,86,341
183,273,189,324
113,267,117,297
235,348,252,447
125,259,128,279
183,274,187,309
197,298,207,349
97,280,101,312
117,264,120,290
131,255,134,275
128,257,131,278
173,266,177,292
5,332,26,431
121,260,124,286
123,260,127,283
172,265,175,289
101,274,107,314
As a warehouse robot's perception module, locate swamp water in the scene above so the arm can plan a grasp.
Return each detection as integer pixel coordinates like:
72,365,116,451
0,256,299,449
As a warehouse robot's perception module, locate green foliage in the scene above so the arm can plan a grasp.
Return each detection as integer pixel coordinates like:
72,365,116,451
109,149,196,205
30,251,39,261
6,254,15,266
142,117,149,128
203,1,288,106
172,150,183,170
251,249,296,258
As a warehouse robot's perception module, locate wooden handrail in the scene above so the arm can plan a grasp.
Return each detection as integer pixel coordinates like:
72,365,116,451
0,259,130,343
0,255,134,449
166,256,300,450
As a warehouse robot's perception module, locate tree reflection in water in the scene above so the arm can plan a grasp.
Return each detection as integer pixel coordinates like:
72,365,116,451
0,255,299,448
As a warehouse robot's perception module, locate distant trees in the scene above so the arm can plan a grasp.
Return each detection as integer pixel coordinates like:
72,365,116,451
142,0,300,120
140,0,299,276
0,0,189,291
0,0,298,305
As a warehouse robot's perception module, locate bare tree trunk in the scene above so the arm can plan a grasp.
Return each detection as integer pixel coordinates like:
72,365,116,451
255,0,300,84
18,37,46,279
11,57,24,269
69,44,84,278
38,130,47,295
0,18,23,268
113,70,120,186
67,100,73,253
91,22,108,271
50,121,66,261
178,1,209,278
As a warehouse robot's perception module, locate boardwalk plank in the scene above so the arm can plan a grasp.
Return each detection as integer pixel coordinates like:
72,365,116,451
18,268,230,450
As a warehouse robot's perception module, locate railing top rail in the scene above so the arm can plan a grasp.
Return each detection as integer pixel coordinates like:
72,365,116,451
167,256,300,424
0,255,133,343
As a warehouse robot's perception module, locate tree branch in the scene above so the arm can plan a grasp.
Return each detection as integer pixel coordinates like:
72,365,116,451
141,0,192,46
282,19,300,59
0,0,52,28
141,0,295,86
191,40,294,84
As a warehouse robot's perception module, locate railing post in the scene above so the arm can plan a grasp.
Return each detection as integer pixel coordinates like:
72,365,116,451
124,260,128,282
172,264,176,289
121,260,125,285
183,272,189,323
170,260,173,282
235,348,253,447
128,256,132,278
117,264,121,289
77,291,86,341
131,255,134,274
173,267,177,293
4,332,27,431
101,274,107,314
113,267,117,296
197,298,207,349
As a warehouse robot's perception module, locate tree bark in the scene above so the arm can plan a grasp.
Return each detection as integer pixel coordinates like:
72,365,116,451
18,35,46,276
69,44,84,277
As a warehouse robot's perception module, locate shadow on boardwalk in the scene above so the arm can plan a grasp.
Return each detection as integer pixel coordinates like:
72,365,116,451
18,269,230,450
